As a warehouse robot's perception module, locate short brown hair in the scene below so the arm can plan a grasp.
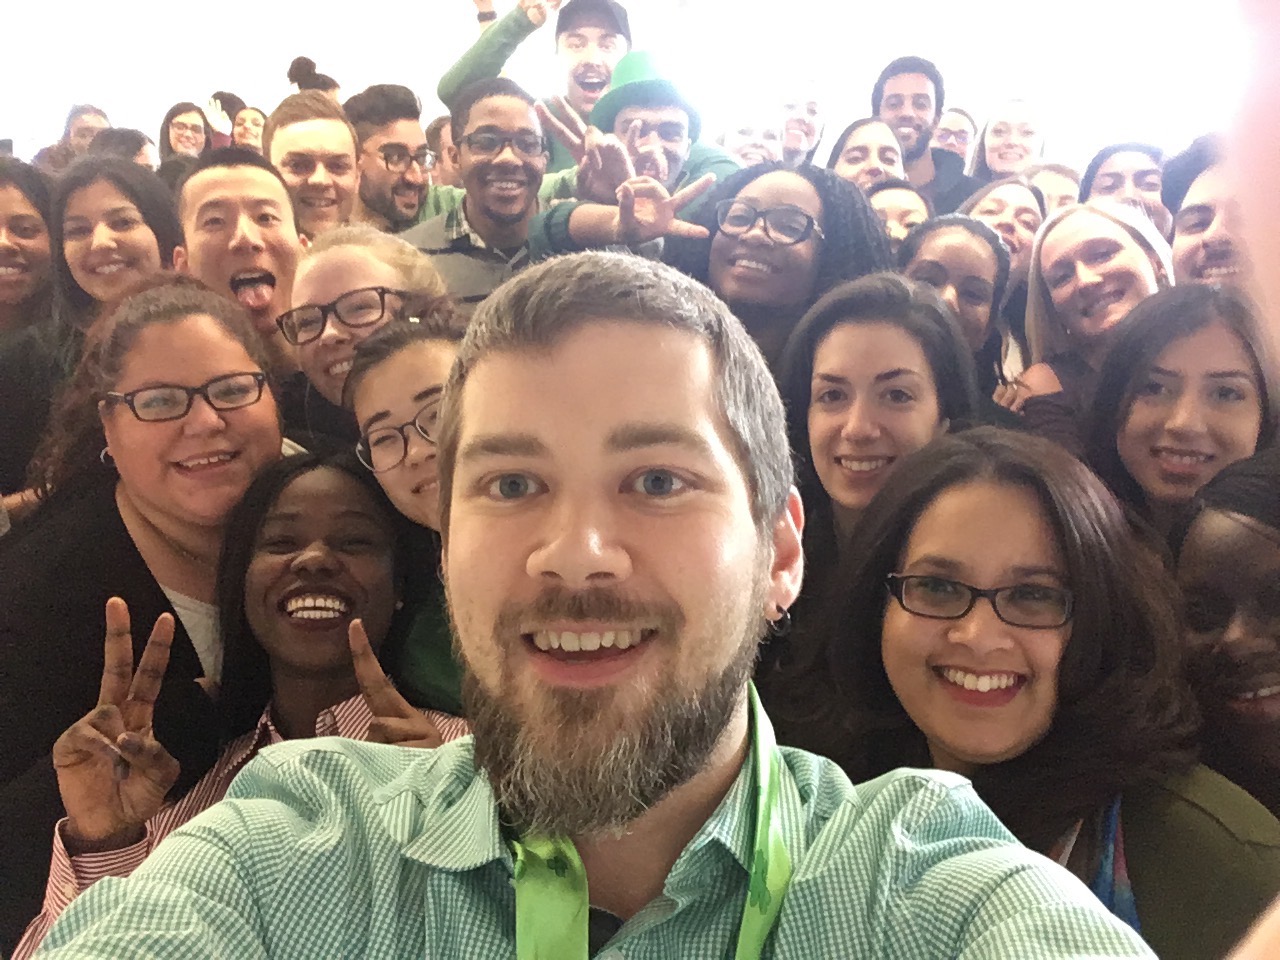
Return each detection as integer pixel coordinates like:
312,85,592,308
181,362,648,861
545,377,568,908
435,252,793,541
262,91,357,159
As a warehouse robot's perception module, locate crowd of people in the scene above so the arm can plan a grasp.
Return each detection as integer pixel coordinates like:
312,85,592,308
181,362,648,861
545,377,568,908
1,0,1278,956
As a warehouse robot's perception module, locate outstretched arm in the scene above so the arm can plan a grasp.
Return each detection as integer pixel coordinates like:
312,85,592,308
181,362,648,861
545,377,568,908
437,3,545,109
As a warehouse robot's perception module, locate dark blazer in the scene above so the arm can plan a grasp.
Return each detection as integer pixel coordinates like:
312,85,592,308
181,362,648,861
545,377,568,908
0,471,219,953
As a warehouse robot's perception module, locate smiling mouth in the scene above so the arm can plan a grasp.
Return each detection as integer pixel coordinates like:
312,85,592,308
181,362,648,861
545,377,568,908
326,358,354,378
525,626,658,655
836,455,893,474
1080,287,1126,320
937,667,1028,693
0,262,30,277
576,77,608,94
174,451,239,472
280,592,353,621
89,259,133,276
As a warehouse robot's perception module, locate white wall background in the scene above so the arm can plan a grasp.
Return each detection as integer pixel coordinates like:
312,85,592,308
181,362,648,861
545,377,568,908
1,0,1251,169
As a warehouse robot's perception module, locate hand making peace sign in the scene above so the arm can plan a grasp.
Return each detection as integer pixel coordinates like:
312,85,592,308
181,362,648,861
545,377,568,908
52,598,180,852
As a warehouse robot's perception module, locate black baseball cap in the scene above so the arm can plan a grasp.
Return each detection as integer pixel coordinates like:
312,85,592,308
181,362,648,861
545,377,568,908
556,0,632,46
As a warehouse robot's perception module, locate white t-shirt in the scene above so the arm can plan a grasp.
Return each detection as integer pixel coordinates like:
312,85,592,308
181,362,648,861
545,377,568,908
162,589,222,683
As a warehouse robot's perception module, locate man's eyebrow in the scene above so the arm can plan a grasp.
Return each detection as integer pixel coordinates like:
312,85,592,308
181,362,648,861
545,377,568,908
606,422,715,458
459,432,549,462
65,205,137,222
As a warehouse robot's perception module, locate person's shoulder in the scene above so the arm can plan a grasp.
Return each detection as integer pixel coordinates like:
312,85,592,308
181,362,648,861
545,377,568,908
398,213,449,249
1129,764,1280,852
773,758,1154,956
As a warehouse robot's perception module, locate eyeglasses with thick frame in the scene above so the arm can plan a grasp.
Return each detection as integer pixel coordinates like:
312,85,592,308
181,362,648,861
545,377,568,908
105,372,268,423
458,131,548,159
377,144,436,173
885,573,1074,630
276,286,408,346
714,199,826,246
356,399,440,473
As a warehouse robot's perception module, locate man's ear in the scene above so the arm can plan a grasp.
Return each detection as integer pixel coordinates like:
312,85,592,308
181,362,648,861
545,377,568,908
173,245,189,273
447,144,461,170
766,487,805,617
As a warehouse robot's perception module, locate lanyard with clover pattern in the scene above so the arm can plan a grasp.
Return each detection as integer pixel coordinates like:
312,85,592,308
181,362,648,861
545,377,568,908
509,683,792,960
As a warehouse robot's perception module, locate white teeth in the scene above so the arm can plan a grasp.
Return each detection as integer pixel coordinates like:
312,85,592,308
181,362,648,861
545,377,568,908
490,181,522,190
532,628,647,652
1156,450,1211,465
327,359,354,376
284,594,351,618
178,453,235,469
941,668,1023,692
837,457,890,472
0,265,25,276
733,259,773,273
91,262,128,275
1200,264,1240,278
1237,684,1280,701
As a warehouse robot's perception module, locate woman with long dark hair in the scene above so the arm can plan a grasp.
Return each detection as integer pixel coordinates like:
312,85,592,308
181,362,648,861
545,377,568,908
1085,284,1278,536
773,427,1280,960
15,452,468,956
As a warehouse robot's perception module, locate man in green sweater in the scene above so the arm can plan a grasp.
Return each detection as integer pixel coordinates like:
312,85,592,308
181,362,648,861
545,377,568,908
440,0,631,173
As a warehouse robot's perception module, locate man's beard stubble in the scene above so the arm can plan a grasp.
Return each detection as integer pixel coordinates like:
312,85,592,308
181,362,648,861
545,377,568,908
360,176,420,231
458,579,769,838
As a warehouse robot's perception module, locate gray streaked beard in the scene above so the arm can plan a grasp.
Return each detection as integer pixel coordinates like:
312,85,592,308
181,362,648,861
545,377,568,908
463,586,767,837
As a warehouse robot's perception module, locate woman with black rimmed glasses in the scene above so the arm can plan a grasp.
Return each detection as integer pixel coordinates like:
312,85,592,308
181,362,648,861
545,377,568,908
274,224,455,452
664,161,892,370
0,276,283,949
338,317,469,715
766,427,1280,960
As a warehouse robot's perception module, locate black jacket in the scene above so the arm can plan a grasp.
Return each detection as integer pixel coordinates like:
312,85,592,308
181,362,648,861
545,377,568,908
925,148,982,215
0,473,219,953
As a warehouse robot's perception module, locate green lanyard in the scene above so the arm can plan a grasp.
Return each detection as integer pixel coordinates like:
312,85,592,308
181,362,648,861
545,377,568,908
509,684,792,959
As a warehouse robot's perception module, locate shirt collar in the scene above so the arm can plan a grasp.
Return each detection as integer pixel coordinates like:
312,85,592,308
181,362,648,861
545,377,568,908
447,201,533,267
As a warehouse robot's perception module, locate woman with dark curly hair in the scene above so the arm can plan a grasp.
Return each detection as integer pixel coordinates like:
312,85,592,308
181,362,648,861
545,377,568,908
0,276,283,947
769,427,1280,960
664,162,893,367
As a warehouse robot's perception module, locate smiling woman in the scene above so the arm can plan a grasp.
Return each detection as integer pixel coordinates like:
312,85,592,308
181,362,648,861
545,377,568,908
771,426,1280,960
0,277,283,945
1085,284,1279,536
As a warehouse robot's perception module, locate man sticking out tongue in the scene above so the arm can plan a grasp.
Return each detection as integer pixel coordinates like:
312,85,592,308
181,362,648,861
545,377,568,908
174,147,304,374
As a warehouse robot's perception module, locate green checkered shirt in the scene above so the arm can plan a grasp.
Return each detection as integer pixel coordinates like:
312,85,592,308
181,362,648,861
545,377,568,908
36,736,1155,958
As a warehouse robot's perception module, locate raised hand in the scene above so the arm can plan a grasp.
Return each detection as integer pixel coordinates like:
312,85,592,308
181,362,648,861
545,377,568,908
537,98,588,164
614,174,716,245
349,621,443,749
623,119,671,187
579,127,636,203
52,598,180,852
204,97,232,136
518,0,563,28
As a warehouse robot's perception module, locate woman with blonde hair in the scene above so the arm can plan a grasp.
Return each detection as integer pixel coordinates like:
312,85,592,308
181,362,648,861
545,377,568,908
275,223,455,450
1011,200,1174,452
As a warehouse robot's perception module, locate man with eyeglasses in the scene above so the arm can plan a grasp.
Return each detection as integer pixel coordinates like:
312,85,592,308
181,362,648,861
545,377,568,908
400,78,549,313
262,92,360,239
931,108,978,168
344,85,432,232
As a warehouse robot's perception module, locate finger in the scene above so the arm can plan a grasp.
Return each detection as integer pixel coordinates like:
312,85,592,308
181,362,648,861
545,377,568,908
123,614,174,731
54,711,125,768
623,119,646,158
671,174,718,211
99,598,135,707
665,222,713,239
535,102,583,154
368,716,443,748
117,732,181,785
349,621,418,719
554,97,588,137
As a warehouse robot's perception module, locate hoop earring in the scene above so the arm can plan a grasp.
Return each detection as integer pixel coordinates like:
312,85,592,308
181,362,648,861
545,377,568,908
100,447,114,465
766,606,792,638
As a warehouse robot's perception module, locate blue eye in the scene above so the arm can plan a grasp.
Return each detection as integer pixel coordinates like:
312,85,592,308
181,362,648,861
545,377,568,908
633,469,685,497
488,474,537,500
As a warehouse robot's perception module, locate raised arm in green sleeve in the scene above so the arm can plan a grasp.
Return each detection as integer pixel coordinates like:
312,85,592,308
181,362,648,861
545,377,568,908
437,6,540,109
